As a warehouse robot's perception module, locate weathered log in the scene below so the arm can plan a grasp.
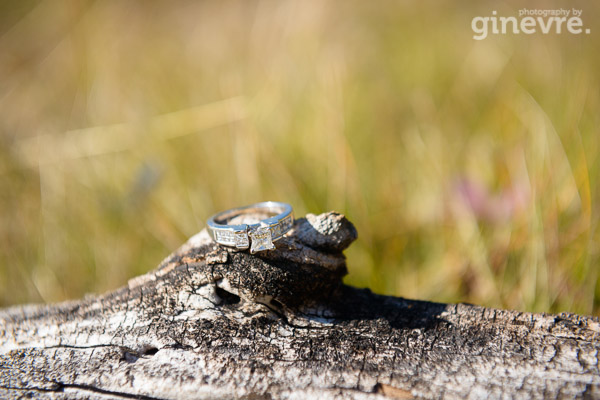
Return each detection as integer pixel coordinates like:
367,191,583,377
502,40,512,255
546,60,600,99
1,211,599,399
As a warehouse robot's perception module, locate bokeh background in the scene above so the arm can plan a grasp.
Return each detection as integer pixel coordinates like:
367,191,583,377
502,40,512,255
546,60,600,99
1,0,599,314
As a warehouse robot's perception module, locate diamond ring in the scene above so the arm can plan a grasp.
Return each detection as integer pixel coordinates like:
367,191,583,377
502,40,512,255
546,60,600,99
206,202,294,254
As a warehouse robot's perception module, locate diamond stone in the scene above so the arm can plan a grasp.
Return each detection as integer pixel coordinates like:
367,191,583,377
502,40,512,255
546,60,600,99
248,226,275,254
271,224,281,238
234,231,249,248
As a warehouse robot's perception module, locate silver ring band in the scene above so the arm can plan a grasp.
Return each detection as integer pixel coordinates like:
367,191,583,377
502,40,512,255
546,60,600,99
206,202,294,254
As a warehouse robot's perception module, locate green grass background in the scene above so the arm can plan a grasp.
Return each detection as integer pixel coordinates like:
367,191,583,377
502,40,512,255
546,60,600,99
1,0,599,314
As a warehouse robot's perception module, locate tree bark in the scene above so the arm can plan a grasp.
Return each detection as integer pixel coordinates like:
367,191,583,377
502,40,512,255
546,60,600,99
1,212,599,399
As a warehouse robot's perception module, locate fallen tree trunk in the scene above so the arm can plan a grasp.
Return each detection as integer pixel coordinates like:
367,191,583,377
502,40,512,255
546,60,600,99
1,211,599,399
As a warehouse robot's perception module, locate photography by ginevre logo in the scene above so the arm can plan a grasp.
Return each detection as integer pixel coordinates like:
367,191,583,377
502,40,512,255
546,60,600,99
472,9,591,40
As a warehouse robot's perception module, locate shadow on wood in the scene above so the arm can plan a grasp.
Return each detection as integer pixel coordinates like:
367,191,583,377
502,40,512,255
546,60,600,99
1,211,599,399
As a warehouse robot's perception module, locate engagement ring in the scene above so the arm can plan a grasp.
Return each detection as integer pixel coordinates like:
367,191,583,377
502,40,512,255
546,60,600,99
207,202,294,254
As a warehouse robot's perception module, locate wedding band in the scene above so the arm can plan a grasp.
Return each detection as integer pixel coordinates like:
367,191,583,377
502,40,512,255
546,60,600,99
206,202,294,254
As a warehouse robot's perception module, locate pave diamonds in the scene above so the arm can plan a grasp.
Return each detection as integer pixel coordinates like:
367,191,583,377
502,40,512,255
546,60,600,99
214,230,235,245
248,226,275,254
280,215,293,231
270,215,294,240
214,229,249,248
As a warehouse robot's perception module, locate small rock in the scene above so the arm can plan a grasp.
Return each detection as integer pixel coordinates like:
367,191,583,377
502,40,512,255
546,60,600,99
294,212,358,252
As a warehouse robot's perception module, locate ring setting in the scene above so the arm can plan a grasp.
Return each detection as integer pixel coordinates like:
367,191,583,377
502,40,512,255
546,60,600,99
207,202,294,254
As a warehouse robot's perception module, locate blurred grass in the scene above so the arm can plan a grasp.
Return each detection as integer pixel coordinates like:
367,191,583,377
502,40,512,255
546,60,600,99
0,0,599,315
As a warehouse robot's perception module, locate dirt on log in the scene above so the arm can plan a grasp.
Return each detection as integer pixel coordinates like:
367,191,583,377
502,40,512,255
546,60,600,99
1,211,600,399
